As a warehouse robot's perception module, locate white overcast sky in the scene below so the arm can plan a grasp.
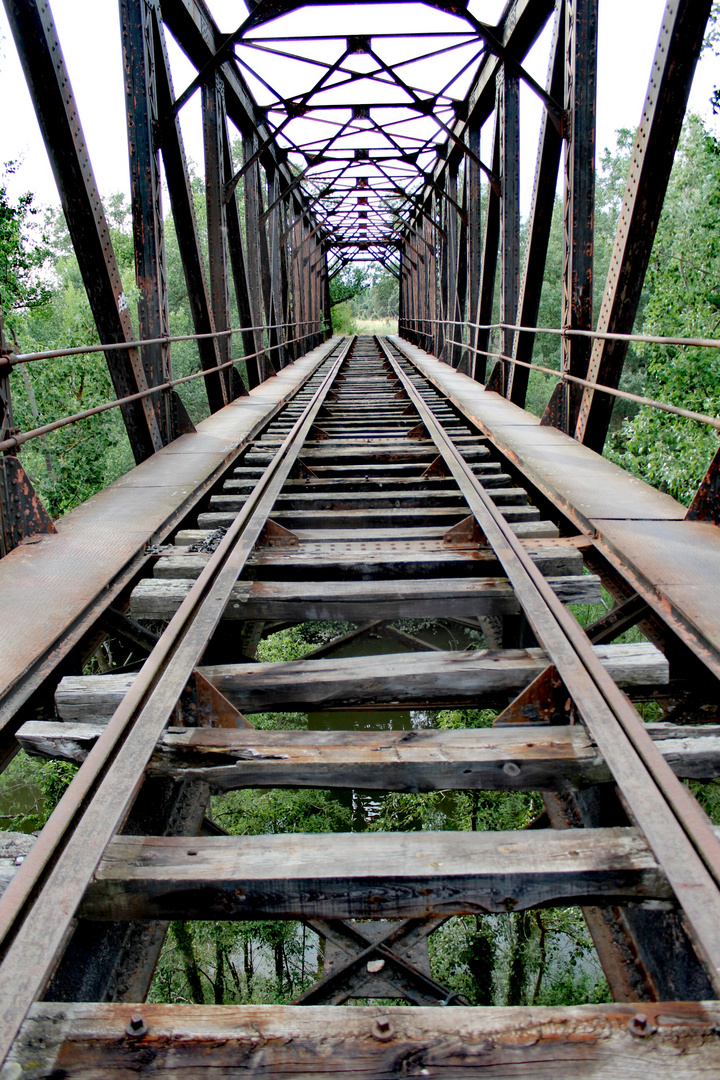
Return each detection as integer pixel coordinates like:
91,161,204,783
0,0,717,219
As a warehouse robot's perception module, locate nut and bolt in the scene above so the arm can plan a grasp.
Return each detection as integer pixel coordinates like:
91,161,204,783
126,1013,149,1037
372,1017,394,1042
626,1013,656,1038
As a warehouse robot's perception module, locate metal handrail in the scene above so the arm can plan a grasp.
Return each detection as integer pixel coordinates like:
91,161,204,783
399,319,720,430
401,316,720,351
0,325,324,453
4,319,320,366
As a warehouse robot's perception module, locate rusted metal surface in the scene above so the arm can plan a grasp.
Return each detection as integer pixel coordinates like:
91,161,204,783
0,456,57,558
383,334,720,992
687,444,720,527
493,664,573,727
0,342,339,742
0,335,351,1063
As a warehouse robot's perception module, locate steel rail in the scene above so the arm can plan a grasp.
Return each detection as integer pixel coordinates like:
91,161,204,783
0,334,355,1067
378,334,720,990
0,327,324,454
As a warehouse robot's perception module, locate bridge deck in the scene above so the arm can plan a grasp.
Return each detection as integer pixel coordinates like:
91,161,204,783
0,339,340,734
395,338,720,679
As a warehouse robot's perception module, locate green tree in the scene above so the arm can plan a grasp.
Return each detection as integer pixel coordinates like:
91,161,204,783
608,117,720,503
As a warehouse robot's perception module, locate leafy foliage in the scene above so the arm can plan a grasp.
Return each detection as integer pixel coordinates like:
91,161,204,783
608,119,720,502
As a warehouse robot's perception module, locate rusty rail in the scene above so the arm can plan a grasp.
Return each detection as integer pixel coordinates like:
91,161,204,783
0,334,354,1062
381,333,720,988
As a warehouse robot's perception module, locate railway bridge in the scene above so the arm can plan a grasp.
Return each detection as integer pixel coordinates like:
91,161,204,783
1,0,720,1074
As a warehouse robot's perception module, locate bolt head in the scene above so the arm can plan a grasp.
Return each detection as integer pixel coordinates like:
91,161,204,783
627,1013,656,1038
125,1013,148,1037
372,1017,394,1041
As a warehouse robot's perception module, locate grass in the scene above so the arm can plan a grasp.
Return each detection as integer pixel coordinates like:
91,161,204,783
354,317,398,336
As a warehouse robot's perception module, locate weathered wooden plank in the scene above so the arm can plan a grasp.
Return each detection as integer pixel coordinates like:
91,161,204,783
177,518,561,543
198,505,542,530
209,489,527,512
152,543,583,581
129,575,602,622
16,724,720,792
81,827,671,920
12,1000,720,1078
54,643,667,721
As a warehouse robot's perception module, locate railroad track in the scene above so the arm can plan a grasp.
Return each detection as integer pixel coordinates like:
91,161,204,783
2,335,720,1070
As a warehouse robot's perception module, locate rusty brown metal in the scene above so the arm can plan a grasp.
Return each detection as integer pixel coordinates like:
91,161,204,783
257,520,299,548
687,444,720,527
174,670,250,728
442,515,488,548
0,456,57,558
493,665,574,727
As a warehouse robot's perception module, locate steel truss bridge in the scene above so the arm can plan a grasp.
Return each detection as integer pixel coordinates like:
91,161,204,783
1,0,720,1074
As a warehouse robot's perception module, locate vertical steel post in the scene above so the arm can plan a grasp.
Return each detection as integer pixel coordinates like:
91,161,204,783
507,0,565,407
120,0,173,441
4,0,163,462
541,0,597,431
203,70,242,400
150,5,227,413
496,65,520,395
574,0,712,450
474,118,501,383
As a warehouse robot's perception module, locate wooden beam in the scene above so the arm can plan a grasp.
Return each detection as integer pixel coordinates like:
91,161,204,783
81,827,672,921
53,643,667,719
129,574,602,622
13,1000,720,1077
17,723,719,793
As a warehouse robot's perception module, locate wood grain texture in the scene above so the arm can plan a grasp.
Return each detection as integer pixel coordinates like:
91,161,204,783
17,722,720,791
53,643,668,720
81,828,671,920
129,574,602,621
11,1001,720,1078
152,543,583,581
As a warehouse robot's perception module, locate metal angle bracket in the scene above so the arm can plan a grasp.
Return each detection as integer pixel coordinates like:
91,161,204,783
421,455,451,479
170,390,197,438
406,421,430,440
485,359,506,396
493,664,576,727
308,425,330,440
686,444,720,527
0,455,57,557
257,519,299,548
540,379,569,432
290,459,319,480
442,515,488,548
173,669,251,728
